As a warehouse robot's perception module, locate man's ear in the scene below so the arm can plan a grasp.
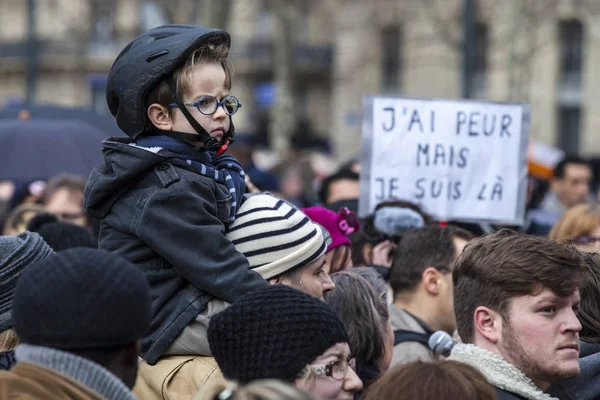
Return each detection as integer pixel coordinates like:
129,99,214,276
422,267,442,296
473,306,501,344
268,276,281,285
147,104,172,131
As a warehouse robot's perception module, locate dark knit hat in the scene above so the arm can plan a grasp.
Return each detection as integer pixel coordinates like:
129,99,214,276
26,213,97,252
12,248,151,350
208,285,349,383
0,232,53,332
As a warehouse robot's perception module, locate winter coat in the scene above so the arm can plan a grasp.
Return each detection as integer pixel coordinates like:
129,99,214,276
0,344,135,400
547,341,600,400
0,350,16,370
496,387,529,400
84,138,266,364
389,304,437,368
449,343,558,400
133,355,225,400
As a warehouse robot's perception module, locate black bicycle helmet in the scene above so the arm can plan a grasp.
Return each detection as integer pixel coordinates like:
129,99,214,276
106,24,235,152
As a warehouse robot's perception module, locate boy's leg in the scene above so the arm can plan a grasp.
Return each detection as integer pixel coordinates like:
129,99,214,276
163,299,230,356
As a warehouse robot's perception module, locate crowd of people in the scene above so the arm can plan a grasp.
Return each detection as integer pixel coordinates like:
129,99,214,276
0,23,598,400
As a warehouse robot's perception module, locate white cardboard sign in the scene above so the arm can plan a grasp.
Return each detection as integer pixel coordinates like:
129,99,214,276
359,97,530,224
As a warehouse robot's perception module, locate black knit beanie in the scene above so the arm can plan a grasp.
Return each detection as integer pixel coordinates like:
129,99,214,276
26,213,97,252
12,248,151,350
208,285,349,383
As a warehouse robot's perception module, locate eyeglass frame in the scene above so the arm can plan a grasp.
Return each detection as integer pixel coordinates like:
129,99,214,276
169,95,242,116
309,357,356,380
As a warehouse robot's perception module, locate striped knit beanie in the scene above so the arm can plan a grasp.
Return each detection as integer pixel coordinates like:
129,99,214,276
226,194,328,280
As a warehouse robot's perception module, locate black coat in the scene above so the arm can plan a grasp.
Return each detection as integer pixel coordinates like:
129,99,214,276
495,387,528,400
547,341,600,400
84,138,267,364
0,351,16,371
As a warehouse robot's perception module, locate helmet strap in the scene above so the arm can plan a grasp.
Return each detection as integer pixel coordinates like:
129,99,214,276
165,76,222,150
147,77,237,153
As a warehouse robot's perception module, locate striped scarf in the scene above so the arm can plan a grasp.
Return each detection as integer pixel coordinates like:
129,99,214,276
136,136,245,221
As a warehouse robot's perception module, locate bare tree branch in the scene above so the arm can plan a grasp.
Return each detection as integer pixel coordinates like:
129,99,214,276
418,0,462,50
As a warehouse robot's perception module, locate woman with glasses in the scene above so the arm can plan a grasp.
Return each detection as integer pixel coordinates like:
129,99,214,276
206,285,363,400
549,203,600,252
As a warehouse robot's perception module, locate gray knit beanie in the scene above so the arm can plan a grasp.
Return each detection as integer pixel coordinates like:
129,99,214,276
0,232,53,332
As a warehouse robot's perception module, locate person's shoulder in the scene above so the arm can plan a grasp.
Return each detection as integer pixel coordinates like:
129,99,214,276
145,165,225,201
0,363,61,398
135,356,224,400
390,343,436,369
389,306,426,333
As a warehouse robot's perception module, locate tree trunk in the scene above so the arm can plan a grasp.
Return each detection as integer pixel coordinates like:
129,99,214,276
201,0,231,29
270,0,297,154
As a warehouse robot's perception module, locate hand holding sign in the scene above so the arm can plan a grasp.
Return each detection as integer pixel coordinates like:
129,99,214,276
360,97,530,224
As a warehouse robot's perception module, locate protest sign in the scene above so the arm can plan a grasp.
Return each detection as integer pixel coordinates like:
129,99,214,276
359,97,530,224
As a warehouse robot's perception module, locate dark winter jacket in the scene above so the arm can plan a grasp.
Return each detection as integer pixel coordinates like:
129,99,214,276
84,137,266,364
547,341,600,400
495,388,528,400
0,351,15,371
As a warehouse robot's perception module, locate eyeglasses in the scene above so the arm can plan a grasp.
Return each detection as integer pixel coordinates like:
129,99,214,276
571,235,600,245
310,358,356,380
169,95,242,116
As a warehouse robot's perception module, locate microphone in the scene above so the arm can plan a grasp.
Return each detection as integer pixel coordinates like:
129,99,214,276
428,331,455,357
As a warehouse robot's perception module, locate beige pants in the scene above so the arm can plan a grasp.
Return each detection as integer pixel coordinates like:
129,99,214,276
163,299,230,357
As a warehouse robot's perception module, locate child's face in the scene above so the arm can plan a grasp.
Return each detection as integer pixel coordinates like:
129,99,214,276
171,62,230,142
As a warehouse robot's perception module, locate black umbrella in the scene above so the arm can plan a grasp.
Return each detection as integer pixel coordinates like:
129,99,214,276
0,104,124,138
0,119,111,181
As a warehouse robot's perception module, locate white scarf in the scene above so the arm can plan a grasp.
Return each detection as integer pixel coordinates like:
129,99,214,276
449,343,557,400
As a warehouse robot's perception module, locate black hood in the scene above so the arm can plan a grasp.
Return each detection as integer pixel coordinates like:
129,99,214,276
84,137,176,219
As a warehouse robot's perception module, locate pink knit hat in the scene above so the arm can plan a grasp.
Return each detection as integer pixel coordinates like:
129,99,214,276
301,206,360,253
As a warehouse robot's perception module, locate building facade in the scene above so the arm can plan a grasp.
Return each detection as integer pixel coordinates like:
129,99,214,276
0,0,598,161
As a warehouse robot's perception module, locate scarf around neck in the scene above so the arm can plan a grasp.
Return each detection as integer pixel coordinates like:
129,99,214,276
135,135,246,221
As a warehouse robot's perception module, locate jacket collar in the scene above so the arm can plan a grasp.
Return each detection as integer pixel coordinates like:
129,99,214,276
449,343,557,400
15,344,136,400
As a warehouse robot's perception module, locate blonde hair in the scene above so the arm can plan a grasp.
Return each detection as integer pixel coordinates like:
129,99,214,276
3,203,44,236
197,379,315,400
146,42,234,116
549,203,600,244
294,366,317,392
0,328,19,352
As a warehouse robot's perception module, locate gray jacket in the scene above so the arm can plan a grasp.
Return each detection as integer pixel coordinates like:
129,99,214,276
84,138,266,364
389,305,437,368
